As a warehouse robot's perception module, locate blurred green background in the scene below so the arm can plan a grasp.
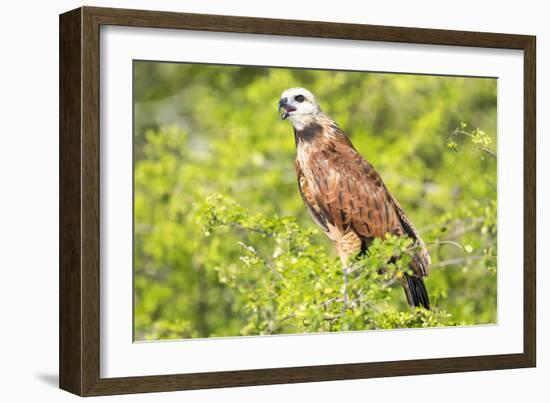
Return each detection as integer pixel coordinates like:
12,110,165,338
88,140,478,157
133,61,497,341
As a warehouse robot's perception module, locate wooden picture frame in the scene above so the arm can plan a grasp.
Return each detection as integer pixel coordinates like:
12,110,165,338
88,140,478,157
59,6,536,396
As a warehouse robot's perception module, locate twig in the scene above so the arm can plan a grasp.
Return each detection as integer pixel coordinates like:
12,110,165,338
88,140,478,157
479,147,497,159
431,240,467,250
233,223,273,238
418,216,484,234
405,239,466,254
237,242,283,279
383,275,399,287
431,255,486,269
320,297,341,307
450,129,497,159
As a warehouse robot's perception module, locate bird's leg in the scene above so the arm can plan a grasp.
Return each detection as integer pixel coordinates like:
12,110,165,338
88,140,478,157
338,233,362,324
342,264,349,312
341,258,350,323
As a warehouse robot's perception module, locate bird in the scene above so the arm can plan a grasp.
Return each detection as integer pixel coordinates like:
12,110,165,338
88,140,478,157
278,87,430,310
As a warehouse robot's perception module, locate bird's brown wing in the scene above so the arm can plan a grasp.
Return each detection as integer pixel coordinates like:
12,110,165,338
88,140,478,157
299,140,429,277
304,141,402,238
386,191,431,276
295,160,329,232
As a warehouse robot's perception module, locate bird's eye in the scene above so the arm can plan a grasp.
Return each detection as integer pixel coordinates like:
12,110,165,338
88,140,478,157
295,95,305,103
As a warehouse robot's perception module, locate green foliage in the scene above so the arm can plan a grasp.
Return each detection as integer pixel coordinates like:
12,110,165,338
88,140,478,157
447,122,497,159
196,194,450,334
133,62,497,340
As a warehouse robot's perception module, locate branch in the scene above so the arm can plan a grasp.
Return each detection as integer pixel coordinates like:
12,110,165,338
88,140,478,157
430,240,467,250
479,147,497,159
237,242,283,279
405,239,466,254
418,216,484,234
448,128,497,159
430,255,486,269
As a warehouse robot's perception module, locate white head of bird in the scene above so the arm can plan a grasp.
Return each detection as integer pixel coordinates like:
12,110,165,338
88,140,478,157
278,87,322,130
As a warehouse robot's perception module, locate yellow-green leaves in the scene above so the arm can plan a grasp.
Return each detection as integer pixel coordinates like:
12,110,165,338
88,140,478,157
133,62,498,340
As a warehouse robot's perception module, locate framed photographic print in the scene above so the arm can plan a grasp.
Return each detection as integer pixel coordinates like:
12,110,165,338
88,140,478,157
59,6,536,396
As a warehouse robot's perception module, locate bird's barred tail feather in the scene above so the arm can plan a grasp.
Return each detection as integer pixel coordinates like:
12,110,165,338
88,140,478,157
402,274,430,310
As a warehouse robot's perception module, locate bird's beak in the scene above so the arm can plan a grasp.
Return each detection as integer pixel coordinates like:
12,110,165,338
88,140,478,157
278,98,288,119
278,98,296,120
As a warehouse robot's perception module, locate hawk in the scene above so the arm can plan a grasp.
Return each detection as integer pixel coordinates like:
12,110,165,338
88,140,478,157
279,87,430,309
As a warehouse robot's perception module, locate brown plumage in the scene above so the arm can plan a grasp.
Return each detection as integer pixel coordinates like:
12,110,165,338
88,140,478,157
280,87,430,309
